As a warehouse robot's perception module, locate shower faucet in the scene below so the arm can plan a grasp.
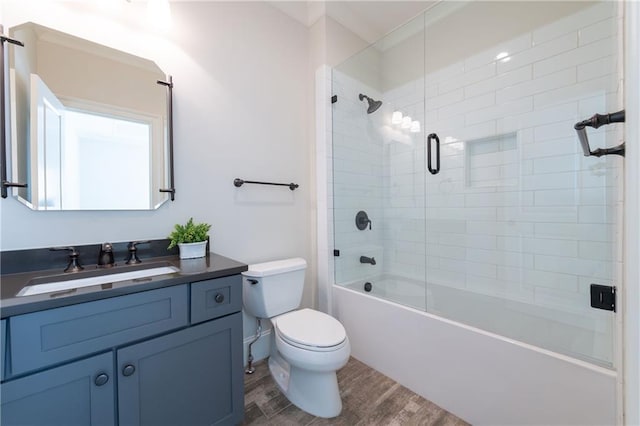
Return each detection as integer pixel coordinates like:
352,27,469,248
360,256,376,265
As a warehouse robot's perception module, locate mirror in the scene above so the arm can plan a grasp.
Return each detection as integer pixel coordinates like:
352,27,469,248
6,22,171,210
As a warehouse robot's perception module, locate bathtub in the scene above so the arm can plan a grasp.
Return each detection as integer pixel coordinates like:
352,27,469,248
333,278,618,425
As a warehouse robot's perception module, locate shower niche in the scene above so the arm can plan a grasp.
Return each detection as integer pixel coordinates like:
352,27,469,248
465,133,518,188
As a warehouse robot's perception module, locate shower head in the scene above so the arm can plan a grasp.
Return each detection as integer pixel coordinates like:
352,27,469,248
359,93,382,114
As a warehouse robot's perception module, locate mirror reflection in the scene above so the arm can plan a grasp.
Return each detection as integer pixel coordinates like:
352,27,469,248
8,22,169,210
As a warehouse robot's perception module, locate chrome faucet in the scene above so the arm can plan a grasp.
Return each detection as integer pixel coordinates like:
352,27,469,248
360,256,376,265
97,243,115,268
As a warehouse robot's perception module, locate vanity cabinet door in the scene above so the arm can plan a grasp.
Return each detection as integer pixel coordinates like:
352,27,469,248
117,312,243,426
0,352,114,426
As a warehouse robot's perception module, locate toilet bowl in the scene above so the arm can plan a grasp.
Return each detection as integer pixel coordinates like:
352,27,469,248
269,309,350,417
242,258,351,418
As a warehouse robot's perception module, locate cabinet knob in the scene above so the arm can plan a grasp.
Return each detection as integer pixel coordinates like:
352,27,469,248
94,373,109,386
214,293,225,303
122,364,136,376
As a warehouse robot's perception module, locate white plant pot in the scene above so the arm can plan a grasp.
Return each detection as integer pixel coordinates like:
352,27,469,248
178,241,207,259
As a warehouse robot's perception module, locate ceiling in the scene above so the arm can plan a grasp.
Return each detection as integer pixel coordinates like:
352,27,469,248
268,1,435,44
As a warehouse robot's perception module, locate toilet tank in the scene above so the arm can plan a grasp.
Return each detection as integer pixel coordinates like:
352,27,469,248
242,258,307,318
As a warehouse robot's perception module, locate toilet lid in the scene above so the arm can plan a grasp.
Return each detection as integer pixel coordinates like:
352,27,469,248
275,309,346,348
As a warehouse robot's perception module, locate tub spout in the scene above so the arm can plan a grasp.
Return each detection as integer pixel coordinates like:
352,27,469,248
360,256,376,265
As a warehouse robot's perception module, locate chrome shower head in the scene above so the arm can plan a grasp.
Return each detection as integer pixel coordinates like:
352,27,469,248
359,93,382,114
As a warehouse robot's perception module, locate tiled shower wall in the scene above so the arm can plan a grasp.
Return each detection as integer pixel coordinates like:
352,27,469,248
382,1,622,321
331,1,622,336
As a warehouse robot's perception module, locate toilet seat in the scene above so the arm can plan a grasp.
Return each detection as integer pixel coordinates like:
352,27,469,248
274,309,347,352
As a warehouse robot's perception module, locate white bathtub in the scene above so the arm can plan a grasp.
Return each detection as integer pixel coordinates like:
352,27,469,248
333,280,618,425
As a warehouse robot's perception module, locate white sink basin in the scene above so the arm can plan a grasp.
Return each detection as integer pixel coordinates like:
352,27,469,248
18,266,179,297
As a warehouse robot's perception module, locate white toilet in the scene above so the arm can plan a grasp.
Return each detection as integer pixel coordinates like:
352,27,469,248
242,258,350,418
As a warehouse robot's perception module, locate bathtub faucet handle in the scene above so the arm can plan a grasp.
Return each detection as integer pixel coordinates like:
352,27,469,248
360,256,376,265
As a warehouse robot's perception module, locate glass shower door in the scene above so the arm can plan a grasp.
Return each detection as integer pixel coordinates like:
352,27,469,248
332,15,427,310
421,0,622,367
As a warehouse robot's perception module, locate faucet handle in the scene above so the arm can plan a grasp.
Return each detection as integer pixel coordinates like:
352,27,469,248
49,246,84,273
126,241,151,265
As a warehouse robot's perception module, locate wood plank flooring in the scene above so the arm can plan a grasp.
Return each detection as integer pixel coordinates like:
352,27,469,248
243,357,469,426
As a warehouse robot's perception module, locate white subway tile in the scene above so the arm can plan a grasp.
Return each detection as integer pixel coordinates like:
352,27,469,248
428,88,464,110
496,236,522,252
465,65,532,98
499,102,578,134
579,17,617,46
438,62,496,95
467,220,535,236
533,286,586,312
578,241,614,261
522,137,578,159
579,187,608,206
497,68,576,104
465,191,532,207
523,238,578,257
524,268,578,291
466,248,533,268
497,206,578,224
465,260,499,279
439,233,497,249
464,33,532,71
577,56,618,82
532,2,615,45
448,120,497,142
465,97,533,126
438,93,496,120
521,171,575,190
429,61,465,85
425,219,466,234
533,37,616,78
578,205,614,224
534,75,617,110
534,189,578,206
498,32,577,74
535,254,612,279
533,120,579,141
534,223,614,242
533,155,578,174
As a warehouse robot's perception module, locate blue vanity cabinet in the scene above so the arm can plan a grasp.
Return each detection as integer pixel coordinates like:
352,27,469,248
0,274,244,426
118,311,243,425
0,352,115,425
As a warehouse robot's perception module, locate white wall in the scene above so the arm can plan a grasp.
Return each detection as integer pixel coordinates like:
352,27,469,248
0,1,311,354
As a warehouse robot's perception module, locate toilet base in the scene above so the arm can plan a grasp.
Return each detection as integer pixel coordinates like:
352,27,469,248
268,353,343,418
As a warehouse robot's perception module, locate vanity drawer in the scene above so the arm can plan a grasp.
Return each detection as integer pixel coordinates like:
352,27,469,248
10,285,188,376
190,275,241,324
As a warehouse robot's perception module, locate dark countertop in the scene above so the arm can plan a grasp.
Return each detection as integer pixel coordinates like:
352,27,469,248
0,253,247,318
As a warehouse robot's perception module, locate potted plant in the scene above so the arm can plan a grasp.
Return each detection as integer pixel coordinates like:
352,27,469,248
168,218,211,259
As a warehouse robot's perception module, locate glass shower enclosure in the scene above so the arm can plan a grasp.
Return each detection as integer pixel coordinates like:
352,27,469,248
331,0,622,368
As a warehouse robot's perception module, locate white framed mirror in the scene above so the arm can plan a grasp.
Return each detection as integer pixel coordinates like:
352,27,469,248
5,22,172,210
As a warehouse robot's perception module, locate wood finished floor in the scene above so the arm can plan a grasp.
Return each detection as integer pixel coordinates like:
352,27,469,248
243,357,469,426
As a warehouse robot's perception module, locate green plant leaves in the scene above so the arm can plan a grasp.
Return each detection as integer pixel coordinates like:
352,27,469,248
168,217,211,249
